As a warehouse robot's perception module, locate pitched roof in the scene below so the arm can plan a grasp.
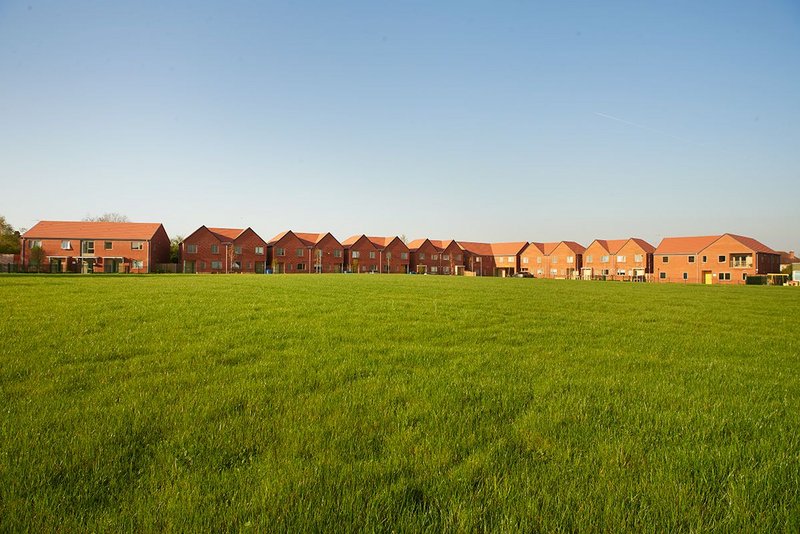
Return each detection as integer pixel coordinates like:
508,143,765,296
407,238,436,251
457,241,493,256
725,234,777,254
342,234,373,247
208,227,246,241
268,230,335,247
23,220,164,240
778,250,798,264
489,241,529,256
588,238,652,254
655,235,721,255
628,238,656,254
522,242,545,255
366,236,399,248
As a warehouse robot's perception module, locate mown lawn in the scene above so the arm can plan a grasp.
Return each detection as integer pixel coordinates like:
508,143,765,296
0,274,798,532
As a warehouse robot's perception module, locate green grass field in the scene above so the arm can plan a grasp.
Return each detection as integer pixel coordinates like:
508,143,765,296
1,275,798,531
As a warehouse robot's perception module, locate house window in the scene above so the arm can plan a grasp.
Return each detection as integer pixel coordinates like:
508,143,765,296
688,256,695,263
186,244,198,254
131,241,143,250
634,254,643,263
702,256,707,263
211,244,219,254
431,266,438,273
475,257,480,263
743,273,748,281
132,260,144,269
659,272,666,279
211,260,222,269
61,240,72,250
719,272,731,281
234,246,242,255
662,256,669,263
536,257,541,264
352,251,360,259
550,268,557,275
616,255,625,263
551,257,558,264
401,252,408,260
30,240,42,248
369,251,376,259
443,266,450,274
601,255,609,263
601,269,610,276
507,256,514,262
296,248,304,257
255,246,264,255
567,256,574,264
586,255,592,263
82,241,95,254
442,254,449,260
730,254,752,268
683,272,688,280
617,269,626,276
369,264,377,272
431,254,438,261
718,255,726,263
419,253,425,260
386,252,392,260
200,261,206,269
333,249,342,258
276,248,286,257
498,257,504,263
297,263,305,271
523,257,529,264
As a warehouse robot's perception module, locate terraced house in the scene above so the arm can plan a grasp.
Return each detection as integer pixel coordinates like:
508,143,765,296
181,226,268,274
366,236,410,274
582,238,654,281
457,241,528,277
341,235,381,273
654,234,780,284
21,220,170,273
267,231,344,274
523,241,584,279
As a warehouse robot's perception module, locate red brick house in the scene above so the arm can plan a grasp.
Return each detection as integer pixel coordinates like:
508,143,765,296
459,241,494,276
20,220,170,273
431,240,466,275
342,235,381,273
408,238,442,274
181,226,268,274
520,242,549,277
458,241,528,276
538,241,585,279
267,231,344,274
581,238,654,280
655,234,780,284
366,236,410,273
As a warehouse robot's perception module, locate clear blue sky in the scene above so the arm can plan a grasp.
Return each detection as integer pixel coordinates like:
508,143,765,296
1,1,798,250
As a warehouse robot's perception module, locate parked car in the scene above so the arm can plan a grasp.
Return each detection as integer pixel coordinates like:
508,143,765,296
514,271,534,278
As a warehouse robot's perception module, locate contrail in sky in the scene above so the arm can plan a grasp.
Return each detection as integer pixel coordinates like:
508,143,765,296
594,111,692,144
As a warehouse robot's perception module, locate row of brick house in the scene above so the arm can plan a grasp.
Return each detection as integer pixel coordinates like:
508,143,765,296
17,221,787,284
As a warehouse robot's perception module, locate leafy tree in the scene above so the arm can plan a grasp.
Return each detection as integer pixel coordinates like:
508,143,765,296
0,215,21,254
82,213,129,223
170,236,183,263
28,245,46,273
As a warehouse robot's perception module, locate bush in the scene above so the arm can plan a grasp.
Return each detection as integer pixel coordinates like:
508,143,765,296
745,275,767,285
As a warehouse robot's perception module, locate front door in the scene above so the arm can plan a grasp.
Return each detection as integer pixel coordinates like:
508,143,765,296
703,271,712,285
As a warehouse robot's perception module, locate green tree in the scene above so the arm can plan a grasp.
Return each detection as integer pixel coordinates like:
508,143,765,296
28,245,46,273
0,215,21,254
170,236,183,263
